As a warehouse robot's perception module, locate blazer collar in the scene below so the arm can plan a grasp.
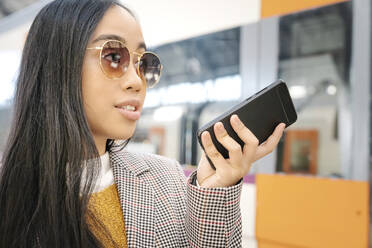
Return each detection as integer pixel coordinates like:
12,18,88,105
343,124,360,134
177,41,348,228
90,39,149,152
109,149,150,176
108,148,156,246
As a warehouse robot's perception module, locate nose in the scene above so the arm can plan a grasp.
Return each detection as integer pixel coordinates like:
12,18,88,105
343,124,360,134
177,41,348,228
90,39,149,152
121,59,143,92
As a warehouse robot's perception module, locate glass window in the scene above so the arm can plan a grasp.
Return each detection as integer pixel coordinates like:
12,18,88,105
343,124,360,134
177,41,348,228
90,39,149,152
276,2,352,178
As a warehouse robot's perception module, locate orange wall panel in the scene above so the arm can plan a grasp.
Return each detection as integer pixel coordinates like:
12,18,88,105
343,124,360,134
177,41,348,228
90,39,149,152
256,174,369,248
261,0,349,18
258,240,298,248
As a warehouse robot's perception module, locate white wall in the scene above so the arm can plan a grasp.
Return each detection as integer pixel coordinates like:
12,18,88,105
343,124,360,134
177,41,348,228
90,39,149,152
241,184,258,248
0,0,261,50
122,0,261,47
0,23,30,50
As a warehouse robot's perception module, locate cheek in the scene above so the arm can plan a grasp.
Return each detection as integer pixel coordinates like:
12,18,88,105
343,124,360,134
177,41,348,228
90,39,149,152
81,57,111,130
82,54,146,139
81,56,140,140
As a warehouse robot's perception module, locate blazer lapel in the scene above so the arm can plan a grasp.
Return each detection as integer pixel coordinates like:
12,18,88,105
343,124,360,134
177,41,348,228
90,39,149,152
110,150,156,247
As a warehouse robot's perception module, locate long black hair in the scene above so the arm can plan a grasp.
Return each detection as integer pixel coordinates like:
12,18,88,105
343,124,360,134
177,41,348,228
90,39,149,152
0,0,132,247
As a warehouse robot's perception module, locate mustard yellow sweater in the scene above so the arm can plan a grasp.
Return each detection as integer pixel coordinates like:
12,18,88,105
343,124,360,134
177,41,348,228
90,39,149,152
85,152,127,247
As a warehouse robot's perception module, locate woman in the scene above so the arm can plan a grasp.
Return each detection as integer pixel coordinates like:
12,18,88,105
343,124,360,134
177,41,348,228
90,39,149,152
0,0,285,247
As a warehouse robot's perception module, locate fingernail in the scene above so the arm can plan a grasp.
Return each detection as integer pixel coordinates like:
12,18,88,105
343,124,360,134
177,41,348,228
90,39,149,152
202,131,209,142
232,115,240,125
215,122,224,132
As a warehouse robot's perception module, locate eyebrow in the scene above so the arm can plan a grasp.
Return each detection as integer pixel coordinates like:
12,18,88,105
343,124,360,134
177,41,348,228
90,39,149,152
92,34,147,50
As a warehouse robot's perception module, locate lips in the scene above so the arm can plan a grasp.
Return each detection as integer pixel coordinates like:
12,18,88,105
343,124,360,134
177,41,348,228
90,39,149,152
115,99,140,110
114,99,142,121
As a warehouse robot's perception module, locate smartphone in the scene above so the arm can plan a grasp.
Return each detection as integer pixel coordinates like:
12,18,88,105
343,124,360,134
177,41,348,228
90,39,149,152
197,79,297,170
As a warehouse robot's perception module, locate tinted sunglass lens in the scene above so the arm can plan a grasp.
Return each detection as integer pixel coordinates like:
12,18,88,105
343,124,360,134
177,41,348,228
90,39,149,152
139,53,162,87
101,41,130,79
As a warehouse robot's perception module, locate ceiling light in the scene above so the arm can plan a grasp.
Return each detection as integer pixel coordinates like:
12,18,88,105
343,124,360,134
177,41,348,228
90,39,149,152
326,84,337,95
289,85,307,99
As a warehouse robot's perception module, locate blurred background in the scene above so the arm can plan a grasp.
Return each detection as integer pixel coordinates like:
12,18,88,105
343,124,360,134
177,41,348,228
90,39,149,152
0,0,370,247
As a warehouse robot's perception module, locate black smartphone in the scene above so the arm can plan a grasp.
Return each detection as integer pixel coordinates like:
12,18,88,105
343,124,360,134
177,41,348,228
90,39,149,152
197,79,297,170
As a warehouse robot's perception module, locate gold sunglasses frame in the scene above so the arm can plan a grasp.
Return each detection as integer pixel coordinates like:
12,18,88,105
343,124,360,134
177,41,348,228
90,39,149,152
86,39,162,88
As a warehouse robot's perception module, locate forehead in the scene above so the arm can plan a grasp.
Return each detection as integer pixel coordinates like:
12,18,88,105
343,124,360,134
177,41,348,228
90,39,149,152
89,5,145,48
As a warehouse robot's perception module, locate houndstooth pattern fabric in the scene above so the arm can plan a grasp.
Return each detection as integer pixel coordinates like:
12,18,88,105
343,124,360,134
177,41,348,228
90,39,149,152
110,149,243,247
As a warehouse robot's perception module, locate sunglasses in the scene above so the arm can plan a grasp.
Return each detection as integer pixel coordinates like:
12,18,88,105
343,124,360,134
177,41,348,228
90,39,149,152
86,40,162,88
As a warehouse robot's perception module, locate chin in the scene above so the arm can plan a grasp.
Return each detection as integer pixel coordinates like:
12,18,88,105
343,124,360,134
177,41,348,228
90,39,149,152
104,121,136,140
111,129,136,140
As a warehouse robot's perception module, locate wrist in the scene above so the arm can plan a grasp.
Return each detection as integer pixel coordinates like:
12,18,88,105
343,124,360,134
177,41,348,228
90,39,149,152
200,175,242,188
199,176,229,188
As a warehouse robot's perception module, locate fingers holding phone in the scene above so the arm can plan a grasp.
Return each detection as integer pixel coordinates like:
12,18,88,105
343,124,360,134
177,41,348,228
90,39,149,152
196,80,296,188
254,122,286,161
230,115,259,168
200,130,227,170
214,121,243,169
197,115,285,188
197,128,246,188
230,114,286,162
197,80,297,168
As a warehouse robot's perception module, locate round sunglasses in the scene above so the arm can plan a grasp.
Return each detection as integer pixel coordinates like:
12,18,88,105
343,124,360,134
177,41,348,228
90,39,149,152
86,40,162,88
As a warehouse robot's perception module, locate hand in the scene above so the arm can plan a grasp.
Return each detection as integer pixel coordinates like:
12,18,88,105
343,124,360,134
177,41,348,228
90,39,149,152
197,115,285,188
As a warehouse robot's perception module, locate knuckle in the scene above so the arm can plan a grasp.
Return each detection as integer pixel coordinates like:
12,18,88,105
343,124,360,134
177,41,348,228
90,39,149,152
217,131,228,139
236,123,245,131
266,148,273,155
206,145,219,157
250,137,259,146
231,145,241,153
209,149,220,158
205,143,215,151
269,146,275,153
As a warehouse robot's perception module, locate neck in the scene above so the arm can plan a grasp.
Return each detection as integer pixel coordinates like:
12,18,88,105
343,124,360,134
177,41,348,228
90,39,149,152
93,136,107,156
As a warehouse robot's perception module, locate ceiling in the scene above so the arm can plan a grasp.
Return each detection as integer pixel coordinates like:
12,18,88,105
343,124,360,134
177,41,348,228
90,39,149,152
0,0,351,90
0,0,260,50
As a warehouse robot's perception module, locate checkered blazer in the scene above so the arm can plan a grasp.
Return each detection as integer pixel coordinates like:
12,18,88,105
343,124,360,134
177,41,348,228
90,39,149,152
109,149,243,247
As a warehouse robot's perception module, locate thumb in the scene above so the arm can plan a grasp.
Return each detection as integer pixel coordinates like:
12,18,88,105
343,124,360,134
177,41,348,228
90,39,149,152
197,152,215,184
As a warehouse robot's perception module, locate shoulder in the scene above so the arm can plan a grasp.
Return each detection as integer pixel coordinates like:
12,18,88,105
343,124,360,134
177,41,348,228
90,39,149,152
110,149,183,176
132,153,182,174
134,151,176,164
129,151,180,170
112,150,187,190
